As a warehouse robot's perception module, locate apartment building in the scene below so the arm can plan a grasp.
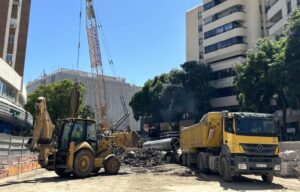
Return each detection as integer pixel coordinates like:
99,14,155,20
186,5,204,62
186,0,268,111
0,0,33,136
266,0,300,36
26,68,141,132
0,0,31,77
186,0,300,140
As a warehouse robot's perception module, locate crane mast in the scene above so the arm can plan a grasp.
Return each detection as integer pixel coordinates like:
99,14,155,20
86,0,109,131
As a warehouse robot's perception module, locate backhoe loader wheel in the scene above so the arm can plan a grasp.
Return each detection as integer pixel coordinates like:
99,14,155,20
73,149,94,178
104,156,120,175
55,168,71,178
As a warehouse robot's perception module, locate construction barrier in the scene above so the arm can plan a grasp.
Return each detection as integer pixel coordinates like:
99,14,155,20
279,142,300,177
0,133,39,179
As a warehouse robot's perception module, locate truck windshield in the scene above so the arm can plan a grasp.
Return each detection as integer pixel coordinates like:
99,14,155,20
235,117,278,137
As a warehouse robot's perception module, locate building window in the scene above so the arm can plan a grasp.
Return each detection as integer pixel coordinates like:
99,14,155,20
8,36,14,44
211,68,236,81
204,21,243,39
205,36,244,54
6,54,13,65
214,87,236,98
203,5,244,25
198,12,202,20
0,79,17,103
203,0,227,11
287,1,292,14
199,37,203,46
198,25,203,32
0,80,3,97
199,52,204,60
298,0,300,6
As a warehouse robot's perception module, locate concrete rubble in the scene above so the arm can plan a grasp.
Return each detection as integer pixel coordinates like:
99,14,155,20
279,142,300,178
114,148,164,167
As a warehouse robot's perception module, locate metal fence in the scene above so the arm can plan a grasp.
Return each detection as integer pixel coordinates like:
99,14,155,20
0,133,31,157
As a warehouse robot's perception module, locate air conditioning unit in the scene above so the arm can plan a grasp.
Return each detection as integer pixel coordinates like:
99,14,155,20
13,0,20,6
10,23,16,28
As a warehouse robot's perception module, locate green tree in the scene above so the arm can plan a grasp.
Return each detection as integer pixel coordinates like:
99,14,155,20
285,10,300,109
129,61,213,123
25,80,94,126
235,38,279,113
234,37,289,138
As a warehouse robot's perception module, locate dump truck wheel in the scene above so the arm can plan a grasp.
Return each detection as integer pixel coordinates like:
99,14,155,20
220,156,232,182
197,153,209,173
55,168,71,178
104,156,120,175
262,174,274,183
187,154,192,167
73,149,94,178
182,154,187,166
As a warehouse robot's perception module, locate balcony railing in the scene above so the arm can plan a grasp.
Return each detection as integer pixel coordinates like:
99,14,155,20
203,0,227,11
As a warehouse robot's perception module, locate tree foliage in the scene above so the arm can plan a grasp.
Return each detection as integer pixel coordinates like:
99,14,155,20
285,10,300,109
234,9,300,138
234,38,284,113
129,61,214,123
25,80,94,126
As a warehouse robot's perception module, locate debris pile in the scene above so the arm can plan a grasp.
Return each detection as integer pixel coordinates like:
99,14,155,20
279,150,300,177
295,165,300,178
114,148,164,167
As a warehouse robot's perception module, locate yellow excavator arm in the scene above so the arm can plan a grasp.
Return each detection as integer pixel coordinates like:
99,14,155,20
32,97,54,147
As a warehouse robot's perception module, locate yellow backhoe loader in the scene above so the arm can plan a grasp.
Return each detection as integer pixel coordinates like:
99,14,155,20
27,97,121,178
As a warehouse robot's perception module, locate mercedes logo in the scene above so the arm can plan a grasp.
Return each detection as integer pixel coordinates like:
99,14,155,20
257,144,264,152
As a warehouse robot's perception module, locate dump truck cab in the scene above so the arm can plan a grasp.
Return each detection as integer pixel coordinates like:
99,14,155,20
220,112,281,181
180,111,281,183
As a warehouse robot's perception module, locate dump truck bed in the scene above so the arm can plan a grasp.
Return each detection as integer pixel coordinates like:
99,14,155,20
180,112,223,153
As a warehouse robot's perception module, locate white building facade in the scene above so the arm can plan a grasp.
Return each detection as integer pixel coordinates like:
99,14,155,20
0,58,33,136
26,68,141,132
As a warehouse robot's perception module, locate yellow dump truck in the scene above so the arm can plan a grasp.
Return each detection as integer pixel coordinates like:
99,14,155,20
181,112,281,183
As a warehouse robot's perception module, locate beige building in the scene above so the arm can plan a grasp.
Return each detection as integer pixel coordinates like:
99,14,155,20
186,0,300,140
186,5,204,62
266,0,300,36
186,0,268,110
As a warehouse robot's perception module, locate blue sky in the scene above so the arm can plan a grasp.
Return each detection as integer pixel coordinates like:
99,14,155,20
24,0,202,86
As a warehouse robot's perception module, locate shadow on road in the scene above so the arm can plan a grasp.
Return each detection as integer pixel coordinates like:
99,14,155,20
195,172,286,191
0,171,130,188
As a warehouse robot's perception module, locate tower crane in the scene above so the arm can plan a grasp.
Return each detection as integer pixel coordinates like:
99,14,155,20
86,0,109,131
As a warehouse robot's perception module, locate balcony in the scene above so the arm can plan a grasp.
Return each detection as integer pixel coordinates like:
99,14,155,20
268,18,285,35
203,0,245,19
210,95,238,108
267,0,282,21
204,27,247,47
203,0,228,12
209,76,235,89
204,43,247,63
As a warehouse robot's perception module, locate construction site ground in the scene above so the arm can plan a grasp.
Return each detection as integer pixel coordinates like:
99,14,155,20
0,164,299,192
